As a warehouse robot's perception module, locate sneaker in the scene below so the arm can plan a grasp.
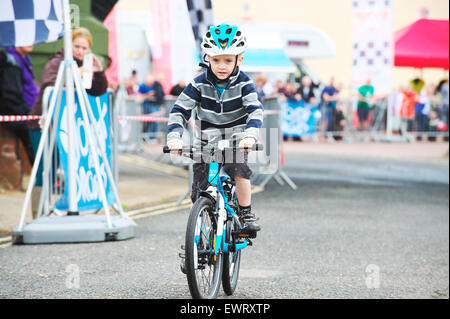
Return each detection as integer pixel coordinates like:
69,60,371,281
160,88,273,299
239,208,261,234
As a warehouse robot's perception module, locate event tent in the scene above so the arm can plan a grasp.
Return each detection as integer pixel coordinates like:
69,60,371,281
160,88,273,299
394,18,449,69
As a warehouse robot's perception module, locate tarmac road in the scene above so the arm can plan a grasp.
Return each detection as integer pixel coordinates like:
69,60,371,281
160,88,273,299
0,151,448,299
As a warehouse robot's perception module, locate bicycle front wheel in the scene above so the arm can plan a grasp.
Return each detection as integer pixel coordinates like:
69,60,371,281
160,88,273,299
185,197,223,299
222,218,241,295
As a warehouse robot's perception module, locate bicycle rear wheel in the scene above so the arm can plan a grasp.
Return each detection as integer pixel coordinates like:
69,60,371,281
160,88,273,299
185,197,223,299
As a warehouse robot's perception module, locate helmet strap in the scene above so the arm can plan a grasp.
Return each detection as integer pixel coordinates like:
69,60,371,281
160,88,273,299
199,53,209,69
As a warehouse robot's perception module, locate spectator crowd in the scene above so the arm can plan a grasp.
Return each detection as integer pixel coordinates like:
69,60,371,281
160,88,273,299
120,69,449,144
391,78,449,141
241,72,450,143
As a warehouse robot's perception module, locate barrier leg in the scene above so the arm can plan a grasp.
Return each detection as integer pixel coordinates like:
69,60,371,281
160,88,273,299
278,170,298,190
176,163,193,205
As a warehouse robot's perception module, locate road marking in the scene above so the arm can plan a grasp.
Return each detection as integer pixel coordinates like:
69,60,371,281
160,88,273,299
119,155,188,178
126,199,191,217
251,185,264,195
0,236,12,243
131,203,192,220
0,241,12,248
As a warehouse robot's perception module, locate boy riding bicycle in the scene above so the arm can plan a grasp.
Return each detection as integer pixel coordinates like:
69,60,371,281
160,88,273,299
166,24,263,234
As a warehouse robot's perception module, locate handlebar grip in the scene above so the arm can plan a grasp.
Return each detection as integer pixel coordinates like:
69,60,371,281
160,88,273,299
253,144,264,151
162,146,170,153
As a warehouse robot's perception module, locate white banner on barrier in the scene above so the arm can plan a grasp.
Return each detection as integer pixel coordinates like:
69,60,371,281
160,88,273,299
54,91,115,212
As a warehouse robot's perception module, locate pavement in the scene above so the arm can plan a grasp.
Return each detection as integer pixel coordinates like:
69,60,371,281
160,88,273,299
0,140,448,234
0,152,189,234
0,140,448,299
282,140,449,165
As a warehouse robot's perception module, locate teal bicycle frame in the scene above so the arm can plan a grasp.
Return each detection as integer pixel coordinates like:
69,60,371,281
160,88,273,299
195,161,248,258
163,142,262,261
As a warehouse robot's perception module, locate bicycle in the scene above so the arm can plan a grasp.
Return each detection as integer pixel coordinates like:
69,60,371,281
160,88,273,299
163,141,263,299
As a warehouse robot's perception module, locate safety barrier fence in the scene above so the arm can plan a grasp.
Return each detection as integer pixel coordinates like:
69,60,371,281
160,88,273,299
2,95,447,144
1,90,448,212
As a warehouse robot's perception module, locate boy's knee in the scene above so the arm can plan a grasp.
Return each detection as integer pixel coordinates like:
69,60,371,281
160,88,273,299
223,163,252,180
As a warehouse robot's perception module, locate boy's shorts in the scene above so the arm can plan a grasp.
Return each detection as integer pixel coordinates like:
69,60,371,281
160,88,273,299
191,152,252,203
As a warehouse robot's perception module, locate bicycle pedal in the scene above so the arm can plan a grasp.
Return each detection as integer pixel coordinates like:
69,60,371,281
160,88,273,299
246,232,257,239
237,231,257,239
237,233,250,238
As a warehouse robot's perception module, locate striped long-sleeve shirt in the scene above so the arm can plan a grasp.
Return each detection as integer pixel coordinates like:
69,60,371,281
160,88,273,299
167,68,264,146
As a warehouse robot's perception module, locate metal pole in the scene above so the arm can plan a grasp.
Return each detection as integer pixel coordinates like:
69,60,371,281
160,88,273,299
38,86,63,218
386,92,393,140
70,63,113,229
61,0,78,215
17,64,66,230
72,63,135,224
111,91,119,183
39,88,52,218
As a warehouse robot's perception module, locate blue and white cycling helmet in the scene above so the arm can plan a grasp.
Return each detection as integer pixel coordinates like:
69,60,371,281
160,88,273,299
201,24,247,59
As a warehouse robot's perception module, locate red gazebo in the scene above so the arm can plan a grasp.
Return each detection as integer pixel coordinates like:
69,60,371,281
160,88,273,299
394,18,449,69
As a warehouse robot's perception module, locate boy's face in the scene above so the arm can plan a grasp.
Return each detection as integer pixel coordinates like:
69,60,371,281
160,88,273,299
208,54,243,81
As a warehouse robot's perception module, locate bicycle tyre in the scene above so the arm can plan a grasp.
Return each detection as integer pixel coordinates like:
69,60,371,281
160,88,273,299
222,218,241,295
185,197,223,299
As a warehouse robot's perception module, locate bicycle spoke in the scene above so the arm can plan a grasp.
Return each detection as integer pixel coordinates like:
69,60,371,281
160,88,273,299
202,268,211,291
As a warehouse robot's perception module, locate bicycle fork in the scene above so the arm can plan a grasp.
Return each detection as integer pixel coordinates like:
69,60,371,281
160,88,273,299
190,191,226,265
191,191,249,264
213,191,226,260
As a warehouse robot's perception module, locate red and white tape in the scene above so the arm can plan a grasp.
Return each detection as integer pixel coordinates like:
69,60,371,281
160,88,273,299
0,114,168,123
1,111,279,123
0,115,41,122
263,110,280,115
117,115,169,123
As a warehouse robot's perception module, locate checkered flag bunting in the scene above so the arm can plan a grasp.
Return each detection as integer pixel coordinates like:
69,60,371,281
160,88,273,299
0,0,63,47
352,0,392,68
353,40,392,67
352,0,393,94
186,0,214,54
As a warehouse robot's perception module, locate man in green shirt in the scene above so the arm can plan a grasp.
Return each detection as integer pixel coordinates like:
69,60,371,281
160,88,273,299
357,78,375,132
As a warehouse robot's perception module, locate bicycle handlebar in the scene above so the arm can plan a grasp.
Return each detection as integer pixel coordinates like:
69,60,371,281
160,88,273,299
162,143,264,154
